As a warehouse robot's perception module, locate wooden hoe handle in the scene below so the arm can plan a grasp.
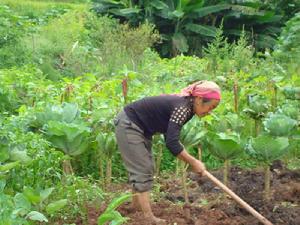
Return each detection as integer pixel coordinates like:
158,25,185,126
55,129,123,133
203,171,274,225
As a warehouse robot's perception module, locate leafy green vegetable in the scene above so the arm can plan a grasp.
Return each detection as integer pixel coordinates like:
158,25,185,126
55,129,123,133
207,132,244,160
282,86,300,100
247,135,289,163
243,95,270,119
46,121,90,156
263,113,297,136
46,199,68,214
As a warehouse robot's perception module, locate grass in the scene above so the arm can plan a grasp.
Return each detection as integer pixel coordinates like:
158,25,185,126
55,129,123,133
1,0,88,16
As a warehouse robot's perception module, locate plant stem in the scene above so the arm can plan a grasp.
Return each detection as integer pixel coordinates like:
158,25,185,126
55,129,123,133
181,162,189,204
264,164,271,201
233,80,239,113
273,84,278,110
62,159,73,175
106,158,112,188
155,145,163,177
254,119,260,137
198,145,202,161
223,159,230,187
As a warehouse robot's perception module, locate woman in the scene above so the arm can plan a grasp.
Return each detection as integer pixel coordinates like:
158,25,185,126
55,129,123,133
114,80,221,224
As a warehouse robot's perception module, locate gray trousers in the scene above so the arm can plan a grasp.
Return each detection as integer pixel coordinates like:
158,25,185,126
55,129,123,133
114,110,154,192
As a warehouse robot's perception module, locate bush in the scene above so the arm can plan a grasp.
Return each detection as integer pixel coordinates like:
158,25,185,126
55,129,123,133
87,14,160,76
274,12,300,73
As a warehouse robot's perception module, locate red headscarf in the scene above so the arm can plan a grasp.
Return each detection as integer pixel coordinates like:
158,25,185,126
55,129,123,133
176,80,221,100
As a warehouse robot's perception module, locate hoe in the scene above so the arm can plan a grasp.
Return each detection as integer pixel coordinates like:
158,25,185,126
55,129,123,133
203,170,273,225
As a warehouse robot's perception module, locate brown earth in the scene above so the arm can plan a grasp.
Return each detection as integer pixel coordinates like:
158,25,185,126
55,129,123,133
78,162,300,225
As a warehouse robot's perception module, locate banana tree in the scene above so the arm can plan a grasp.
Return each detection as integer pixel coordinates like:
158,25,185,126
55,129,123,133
93,0,286,56
247,135,290,200
207,131,244,186
96,131,118,188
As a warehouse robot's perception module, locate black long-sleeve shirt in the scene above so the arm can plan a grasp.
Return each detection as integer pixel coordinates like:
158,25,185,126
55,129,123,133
124,95,194,156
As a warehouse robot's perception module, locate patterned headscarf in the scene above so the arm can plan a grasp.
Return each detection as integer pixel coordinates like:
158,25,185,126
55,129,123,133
177,80,221,100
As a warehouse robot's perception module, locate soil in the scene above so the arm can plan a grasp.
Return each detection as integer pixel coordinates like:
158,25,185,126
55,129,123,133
78,161,300,225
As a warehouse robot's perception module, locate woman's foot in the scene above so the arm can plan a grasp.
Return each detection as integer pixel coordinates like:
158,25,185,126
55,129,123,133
144,214,166,225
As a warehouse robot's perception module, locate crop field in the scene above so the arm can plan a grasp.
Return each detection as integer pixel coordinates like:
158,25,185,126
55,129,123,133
0,1,299,225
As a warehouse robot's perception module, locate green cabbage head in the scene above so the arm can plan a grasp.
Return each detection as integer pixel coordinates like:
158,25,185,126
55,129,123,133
247,135,289,163
263,113,297,136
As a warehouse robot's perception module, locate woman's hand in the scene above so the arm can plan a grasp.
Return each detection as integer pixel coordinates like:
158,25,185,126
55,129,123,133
177,149,206,176
191,160,206,176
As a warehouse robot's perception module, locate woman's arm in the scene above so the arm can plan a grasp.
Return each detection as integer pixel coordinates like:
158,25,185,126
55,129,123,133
177,149,206,176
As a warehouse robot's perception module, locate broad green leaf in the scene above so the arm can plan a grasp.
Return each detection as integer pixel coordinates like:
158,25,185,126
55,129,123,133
150,0,169,10
0,161,19,172
46,199,68,214
185,23,217,37
13,193,31,216
61,103,79,123
0,180,6,192
105,193,131,212
40,187,54,202
0,146,9,162
192,4,231,17
110,217,129,225
207,132,244,160
172,32,188,53
23,187,41,205
9,149,31,164
171,10,184,18
98,211,123,225
26,211,48,222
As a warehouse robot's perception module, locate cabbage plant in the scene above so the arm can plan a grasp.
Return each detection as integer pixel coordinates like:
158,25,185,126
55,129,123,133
282,86,300,100
247,135,289,200
263,113,297,136
33,103,90,175
213,113,244,133
278,103,299,120
243,94,270,136
207,131,244,186
46,121,90,175
34,102,80,127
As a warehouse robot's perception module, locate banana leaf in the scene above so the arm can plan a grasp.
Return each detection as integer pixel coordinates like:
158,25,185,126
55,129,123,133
247,135,289,163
